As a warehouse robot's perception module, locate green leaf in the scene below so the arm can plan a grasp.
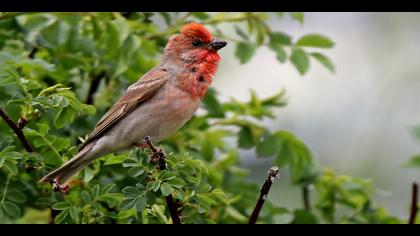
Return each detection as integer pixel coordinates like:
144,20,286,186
311,52,335,73
403,155,420,168
52,201,71,210
166,178,186,189
292,209,318,224
238,127,255,149
160,182,174,197
2,201,21,218
410,125,420,140
269,32,292,46
128,166,145,177
104,155,127,165
290,48,310,75
191,12,210,20
235,42,257,64
234,25,249,41
113,35,140,78
290,12,304,24
256,133,283,157
122,186,143,198
296,34,334,48
54,209,69,224
159,171,177,181
6,190,27,203
81,191,92,203
54,107,75,128
2,159,18,176
134,196,147,211
69,207,80,221
117,208,137,220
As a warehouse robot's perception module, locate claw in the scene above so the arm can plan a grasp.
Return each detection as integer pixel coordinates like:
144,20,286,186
51,179,70,195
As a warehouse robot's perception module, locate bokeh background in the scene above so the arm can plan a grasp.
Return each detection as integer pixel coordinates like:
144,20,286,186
210,12,420,217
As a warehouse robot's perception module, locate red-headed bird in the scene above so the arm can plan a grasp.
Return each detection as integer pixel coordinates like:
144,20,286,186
40,23,227,187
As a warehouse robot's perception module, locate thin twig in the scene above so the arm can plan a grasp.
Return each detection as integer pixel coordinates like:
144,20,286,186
409,182,418,224
144,136,181,224
86,71,106,105
248,166,279,224
303,185,311,211
0,108,33,152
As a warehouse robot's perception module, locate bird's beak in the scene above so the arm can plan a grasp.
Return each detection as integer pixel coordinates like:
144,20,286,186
209,39,227,51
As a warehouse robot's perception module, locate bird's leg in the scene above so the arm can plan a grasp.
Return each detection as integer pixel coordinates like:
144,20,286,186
51,179,70,195
144,136,166,169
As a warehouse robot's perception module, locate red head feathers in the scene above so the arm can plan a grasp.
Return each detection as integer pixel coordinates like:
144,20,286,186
181,23,213,43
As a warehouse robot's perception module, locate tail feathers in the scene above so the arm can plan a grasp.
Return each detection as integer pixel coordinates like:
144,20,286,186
39,144,94,185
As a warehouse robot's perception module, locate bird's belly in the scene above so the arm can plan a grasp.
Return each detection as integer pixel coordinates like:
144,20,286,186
97,86,200,154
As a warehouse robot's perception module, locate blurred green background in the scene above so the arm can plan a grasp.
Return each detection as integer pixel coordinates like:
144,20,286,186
216,12,420,218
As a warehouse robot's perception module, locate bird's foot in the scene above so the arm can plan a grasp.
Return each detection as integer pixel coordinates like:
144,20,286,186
51,179,70,195
144,136,167,170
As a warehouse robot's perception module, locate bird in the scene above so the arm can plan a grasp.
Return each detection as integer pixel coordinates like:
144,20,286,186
39,23,227,189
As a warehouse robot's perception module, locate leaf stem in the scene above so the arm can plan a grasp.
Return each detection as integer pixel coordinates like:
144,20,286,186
248,166,279,224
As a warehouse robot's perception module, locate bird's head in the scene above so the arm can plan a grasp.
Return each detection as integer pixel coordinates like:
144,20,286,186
163,23,227,65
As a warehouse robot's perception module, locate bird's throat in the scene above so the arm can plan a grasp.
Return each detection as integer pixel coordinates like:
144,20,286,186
177,51,220,99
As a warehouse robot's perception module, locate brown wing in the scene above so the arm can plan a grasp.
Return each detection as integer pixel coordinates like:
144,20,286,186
78,68,167,150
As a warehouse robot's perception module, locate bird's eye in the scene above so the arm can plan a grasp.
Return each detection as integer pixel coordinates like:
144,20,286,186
192,40,203,47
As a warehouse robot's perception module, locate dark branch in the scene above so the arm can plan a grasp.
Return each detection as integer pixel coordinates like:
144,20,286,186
248,166,279,224
86,71,106,105
409,182,418,224
144,136,181,224
303,185,311,211
0,108,33,152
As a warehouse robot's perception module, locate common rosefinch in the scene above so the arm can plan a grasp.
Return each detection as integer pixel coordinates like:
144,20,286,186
40,23,227,187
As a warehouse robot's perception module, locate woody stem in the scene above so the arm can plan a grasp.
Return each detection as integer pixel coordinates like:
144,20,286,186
144,136,181,224
248,166,279,224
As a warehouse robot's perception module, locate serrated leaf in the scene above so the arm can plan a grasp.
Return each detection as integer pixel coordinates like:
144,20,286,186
128,166,145,177
167,178,186,189
160,182,174,197
104,155,127,165
311,52,335,73
235,42,257,64
290,48,310,75
135,196,147,211
256,133,283,157
296,34,334,48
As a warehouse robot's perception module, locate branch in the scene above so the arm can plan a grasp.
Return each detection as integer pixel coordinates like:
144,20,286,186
303,185,311,211
409,182,418,224
144,136,181,224
0,108,33,152
86,71,106,105
248,166,279,224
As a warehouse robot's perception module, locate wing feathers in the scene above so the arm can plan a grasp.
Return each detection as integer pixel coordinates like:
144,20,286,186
78,68,167,150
